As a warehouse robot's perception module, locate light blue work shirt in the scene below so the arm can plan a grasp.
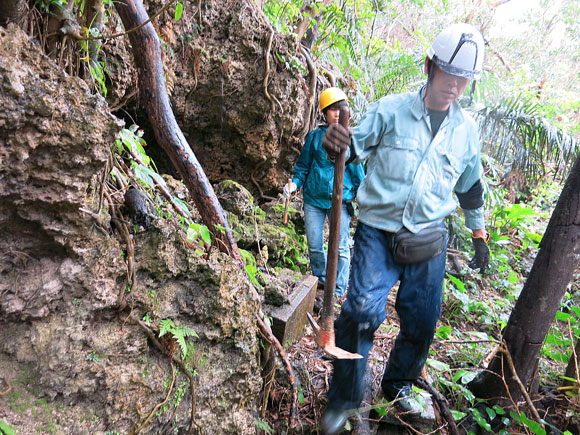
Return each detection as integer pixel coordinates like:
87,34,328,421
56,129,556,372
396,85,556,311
350,88,485,233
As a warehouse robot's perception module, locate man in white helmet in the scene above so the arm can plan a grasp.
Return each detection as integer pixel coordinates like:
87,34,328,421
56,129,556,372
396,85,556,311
319,23,490,434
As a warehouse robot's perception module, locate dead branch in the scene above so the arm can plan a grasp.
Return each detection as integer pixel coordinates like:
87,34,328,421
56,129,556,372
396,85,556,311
498,342,544,429
255,314,298,429
563,319,580,390
487,41,512,73
415,378,460,435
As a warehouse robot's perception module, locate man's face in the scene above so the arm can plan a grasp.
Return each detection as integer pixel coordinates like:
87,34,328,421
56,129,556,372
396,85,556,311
326,107,340,124
425,63,470,111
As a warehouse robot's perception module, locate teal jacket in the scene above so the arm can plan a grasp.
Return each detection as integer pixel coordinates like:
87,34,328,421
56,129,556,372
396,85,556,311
293,125,365,210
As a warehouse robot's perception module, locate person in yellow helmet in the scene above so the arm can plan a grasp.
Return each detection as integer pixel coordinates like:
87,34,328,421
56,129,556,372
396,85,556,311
283,87,365,298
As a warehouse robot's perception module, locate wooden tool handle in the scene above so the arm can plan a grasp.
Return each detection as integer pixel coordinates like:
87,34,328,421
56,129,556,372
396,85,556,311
320,106,349,331
283,178,292,225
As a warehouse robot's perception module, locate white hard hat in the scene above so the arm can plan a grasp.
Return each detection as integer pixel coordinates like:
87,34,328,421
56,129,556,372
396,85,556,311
427,23,485,80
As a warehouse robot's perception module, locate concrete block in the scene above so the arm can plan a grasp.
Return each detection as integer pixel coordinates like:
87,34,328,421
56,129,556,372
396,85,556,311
266,275,318,347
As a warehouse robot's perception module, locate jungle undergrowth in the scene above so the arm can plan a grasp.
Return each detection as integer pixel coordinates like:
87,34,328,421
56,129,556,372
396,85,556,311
264,171,580,435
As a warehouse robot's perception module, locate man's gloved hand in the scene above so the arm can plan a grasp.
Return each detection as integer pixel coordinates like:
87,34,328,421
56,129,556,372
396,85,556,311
282,182,297,200
468,232,490,272
322,123,351,160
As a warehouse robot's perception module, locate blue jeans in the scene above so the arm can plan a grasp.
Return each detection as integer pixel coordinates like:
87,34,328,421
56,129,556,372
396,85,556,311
326,222,447,411
303,202,351,297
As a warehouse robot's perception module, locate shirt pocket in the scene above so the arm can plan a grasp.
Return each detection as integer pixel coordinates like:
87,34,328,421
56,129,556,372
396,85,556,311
376,135,420,183
433,149,463,199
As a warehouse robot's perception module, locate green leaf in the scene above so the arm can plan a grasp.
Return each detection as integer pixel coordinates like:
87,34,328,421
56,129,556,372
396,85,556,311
570,306,580,319
555,311,573,322
159,319,175,337
485,406,496,420
174,1,183,21
509,410,522,423
446,273,466,292
471,408,491,431
436,325,452,339
200,226,211,244
172,197,192,217
452,369,477,384
520,413,546,435
0,421,16,435
176,334,188,357
426,358,450,372
450,410,467,420
492,404,506,415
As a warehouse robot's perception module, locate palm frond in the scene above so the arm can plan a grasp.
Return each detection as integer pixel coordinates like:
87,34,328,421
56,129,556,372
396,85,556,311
472,94,579,186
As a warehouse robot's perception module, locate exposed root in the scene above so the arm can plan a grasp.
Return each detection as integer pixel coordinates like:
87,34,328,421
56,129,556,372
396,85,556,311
251,157,277,201
263,29,282,112
299,45,317,139
132,316,198,434
322,68,336,87
256,314,298,428
132,362,176,434
0,377,12,396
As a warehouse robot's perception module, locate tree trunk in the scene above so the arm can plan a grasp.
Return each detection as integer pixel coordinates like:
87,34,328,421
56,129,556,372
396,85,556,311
114,0,242,264
470,154,580,404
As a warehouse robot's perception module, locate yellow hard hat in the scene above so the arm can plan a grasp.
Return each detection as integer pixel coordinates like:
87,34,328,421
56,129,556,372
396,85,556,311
319,87,347,111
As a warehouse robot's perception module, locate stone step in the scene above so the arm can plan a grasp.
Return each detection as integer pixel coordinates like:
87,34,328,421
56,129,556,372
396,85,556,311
265,275,318,347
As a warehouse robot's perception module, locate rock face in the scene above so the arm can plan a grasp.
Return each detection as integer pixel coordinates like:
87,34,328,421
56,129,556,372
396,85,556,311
0,25,261,433
104,0,314,199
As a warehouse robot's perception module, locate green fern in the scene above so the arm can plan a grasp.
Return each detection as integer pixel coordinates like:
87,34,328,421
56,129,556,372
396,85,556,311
159,319,199,358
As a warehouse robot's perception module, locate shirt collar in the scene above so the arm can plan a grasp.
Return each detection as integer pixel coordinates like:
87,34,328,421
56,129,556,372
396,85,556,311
411,86,465,124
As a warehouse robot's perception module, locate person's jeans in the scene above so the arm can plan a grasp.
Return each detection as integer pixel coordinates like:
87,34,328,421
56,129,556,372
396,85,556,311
303,202,351,297
326,222,447,411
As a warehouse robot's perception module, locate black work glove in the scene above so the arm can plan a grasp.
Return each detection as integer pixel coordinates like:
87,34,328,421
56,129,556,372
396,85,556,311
322,123,351,160
468,232,490,272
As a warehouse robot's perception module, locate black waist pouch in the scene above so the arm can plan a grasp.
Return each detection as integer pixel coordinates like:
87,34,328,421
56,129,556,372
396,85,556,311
389,223,447,264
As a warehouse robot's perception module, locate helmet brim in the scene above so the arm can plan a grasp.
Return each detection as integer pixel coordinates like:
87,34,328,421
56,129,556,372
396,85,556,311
432,56,481,80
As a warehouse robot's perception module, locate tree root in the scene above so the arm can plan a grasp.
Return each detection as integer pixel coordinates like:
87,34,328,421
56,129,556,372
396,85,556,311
255,314,298,429
299,45,316,140
251,157,277,201
132,362,176,434
263,28,282,112
0,377,12,396
105,189,135,311
132,316,198,434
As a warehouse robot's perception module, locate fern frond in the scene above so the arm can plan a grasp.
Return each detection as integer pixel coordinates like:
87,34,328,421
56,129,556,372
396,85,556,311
159,318,175,337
